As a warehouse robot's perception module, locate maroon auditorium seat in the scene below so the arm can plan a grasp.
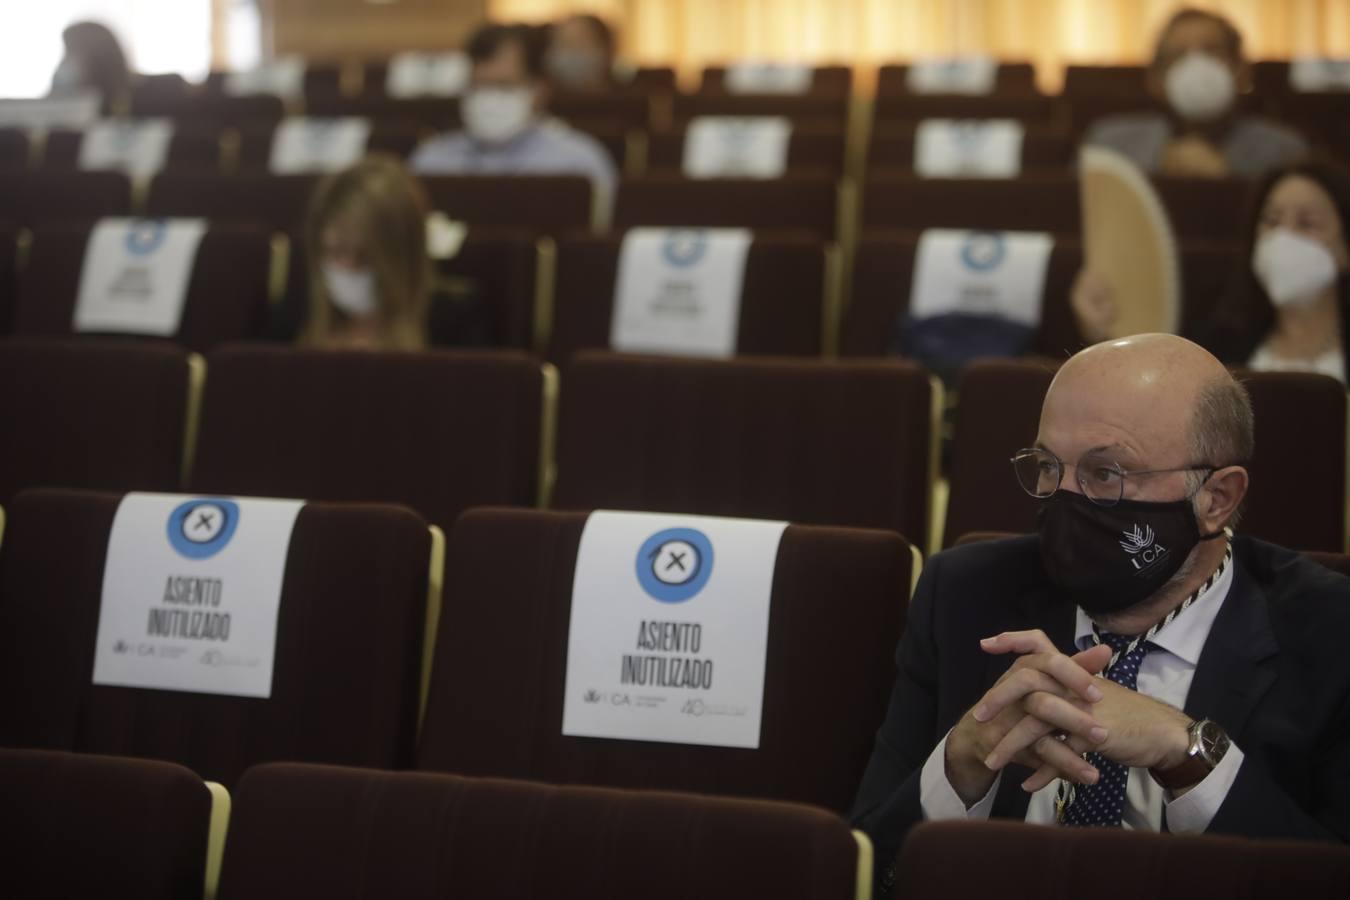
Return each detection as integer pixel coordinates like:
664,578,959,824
146,171,319,231
0,171,132,227
615,175,840,239
552,352,935,546
895,821,1350,900
646,125,847,177
866,125,1075,174
218,763,861,900
0,489,432,786
41,126,223,172
189,345,546,531
0,748,212,900
13,223,272,352
699,64,853,97
419,174,594,233
0,339,190,504
416,508,911,812
547,233,830,362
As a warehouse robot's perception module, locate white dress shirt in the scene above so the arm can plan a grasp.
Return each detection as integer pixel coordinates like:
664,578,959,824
920,557,1245,831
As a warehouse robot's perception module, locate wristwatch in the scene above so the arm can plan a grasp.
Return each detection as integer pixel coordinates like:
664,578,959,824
1149,719,1231,790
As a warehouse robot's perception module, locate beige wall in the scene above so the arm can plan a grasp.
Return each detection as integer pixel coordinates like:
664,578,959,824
266,0,489,60
490,0,1350,90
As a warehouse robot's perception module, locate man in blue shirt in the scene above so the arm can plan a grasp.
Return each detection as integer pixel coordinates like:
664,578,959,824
411,23,617,212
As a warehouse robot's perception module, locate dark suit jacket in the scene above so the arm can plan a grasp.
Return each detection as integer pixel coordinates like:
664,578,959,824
850,534,1350,881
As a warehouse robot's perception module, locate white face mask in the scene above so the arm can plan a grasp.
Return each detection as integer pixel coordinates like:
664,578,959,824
1252,228,1340,307
1164,51,1236,123
50,56,85,93
461,86,535,145
322,264,378,318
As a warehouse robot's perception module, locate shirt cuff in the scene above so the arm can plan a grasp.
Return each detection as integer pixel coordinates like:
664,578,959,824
920,730,1001,821
1163,741,1245,833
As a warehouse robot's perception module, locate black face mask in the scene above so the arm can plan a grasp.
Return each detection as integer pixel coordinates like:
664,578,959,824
1038,489,1223,615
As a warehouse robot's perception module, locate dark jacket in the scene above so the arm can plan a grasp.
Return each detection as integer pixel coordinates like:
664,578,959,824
850,535,1350,890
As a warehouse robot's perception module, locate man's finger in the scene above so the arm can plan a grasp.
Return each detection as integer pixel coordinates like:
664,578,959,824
974,667,1064,723
985,694,1105,770
979,630,1056,656
1071,643,1113,676
1024,734,1098,788
1022,735,1094,793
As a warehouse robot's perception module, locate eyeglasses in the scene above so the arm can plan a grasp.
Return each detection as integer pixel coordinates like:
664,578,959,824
1010,447,1217,508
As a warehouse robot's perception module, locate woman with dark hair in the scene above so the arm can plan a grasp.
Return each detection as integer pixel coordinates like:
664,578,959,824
51,21,132,109
1074,160,1350,384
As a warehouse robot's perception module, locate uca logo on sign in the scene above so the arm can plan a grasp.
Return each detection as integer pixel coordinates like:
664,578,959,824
636,527,714,603
959,230,1007,272
1120,524,1168,571
125,219,169,256
167,499,241,560
662,230,710,268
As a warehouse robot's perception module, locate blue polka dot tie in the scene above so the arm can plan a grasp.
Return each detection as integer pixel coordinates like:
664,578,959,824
1061,631,1152,828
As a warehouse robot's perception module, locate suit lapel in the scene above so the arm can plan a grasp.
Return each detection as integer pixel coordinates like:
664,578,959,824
989,581,1078,820
1183,553,1279,738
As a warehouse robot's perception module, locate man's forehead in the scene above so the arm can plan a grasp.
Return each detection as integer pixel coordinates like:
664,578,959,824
1161,18,1234,56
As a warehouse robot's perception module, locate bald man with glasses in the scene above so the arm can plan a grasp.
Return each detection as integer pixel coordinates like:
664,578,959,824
851,334,1350,894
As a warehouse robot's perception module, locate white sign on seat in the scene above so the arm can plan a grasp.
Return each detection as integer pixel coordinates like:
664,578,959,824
683,116,792,178
269,117,371,174
910,228,1054,327
79,119,174,178
73,218,209,337
907,57,999,95
724,62,813,95
561,511,787,749
93,493,305,699
914,119,1025,178
611,227,754,358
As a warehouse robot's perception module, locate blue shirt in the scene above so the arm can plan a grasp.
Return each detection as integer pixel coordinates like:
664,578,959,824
410,119,617,216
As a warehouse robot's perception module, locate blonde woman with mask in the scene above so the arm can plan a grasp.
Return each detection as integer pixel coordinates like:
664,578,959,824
1074,161,1350,384
301,156,433,351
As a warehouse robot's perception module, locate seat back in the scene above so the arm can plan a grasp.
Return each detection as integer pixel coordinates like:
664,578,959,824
944,360,1058,547
0,489,431,786
1239,370,1348,552
0,748,213,900
547,233,830,362
0,171,132,227
553,352,935,546
146,172,319,232
896,821,1350,900
417,508,911,812
219,763,863,900
190,345,547,530
419,175,594,233
14,223,272,352
0,339,192,504
615,176,840,239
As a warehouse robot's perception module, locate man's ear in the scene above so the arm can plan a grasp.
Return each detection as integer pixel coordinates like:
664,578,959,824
1234,58,1253,94
1198,465,1249,532
532,79,551,112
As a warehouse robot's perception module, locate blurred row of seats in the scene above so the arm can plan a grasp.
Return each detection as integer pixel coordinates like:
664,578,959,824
0,216,1245,361
2,340,1345,555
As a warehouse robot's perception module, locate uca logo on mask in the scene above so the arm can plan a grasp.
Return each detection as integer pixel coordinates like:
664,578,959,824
1119,524,1169,574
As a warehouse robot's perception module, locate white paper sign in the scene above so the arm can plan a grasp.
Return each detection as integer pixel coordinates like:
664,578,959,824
425,212,468,260
910,229,1053,327
914,119,1025,178
92,493,305,699
73,218,208,336
611,227,753,357
79,119,174,177
386,52,471,98
724,62,812,95
683,116,792,178
906,57,998,94
0,95,100,129
562,511,787,749
269,117,371,174
225,57,305,99
1290,58,1350,92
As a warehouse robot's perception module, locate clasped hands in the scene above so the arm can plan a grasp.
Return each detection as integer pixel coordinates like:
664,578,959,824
945,630,1194,807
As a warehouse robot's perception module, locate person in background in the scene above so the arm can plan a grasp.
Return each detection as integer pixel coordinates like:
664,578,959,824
302,156,489,351
410,23,617,203
545,13,617,92
50,21,132,111
1074,161,1350,384
1084,8,1307,179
